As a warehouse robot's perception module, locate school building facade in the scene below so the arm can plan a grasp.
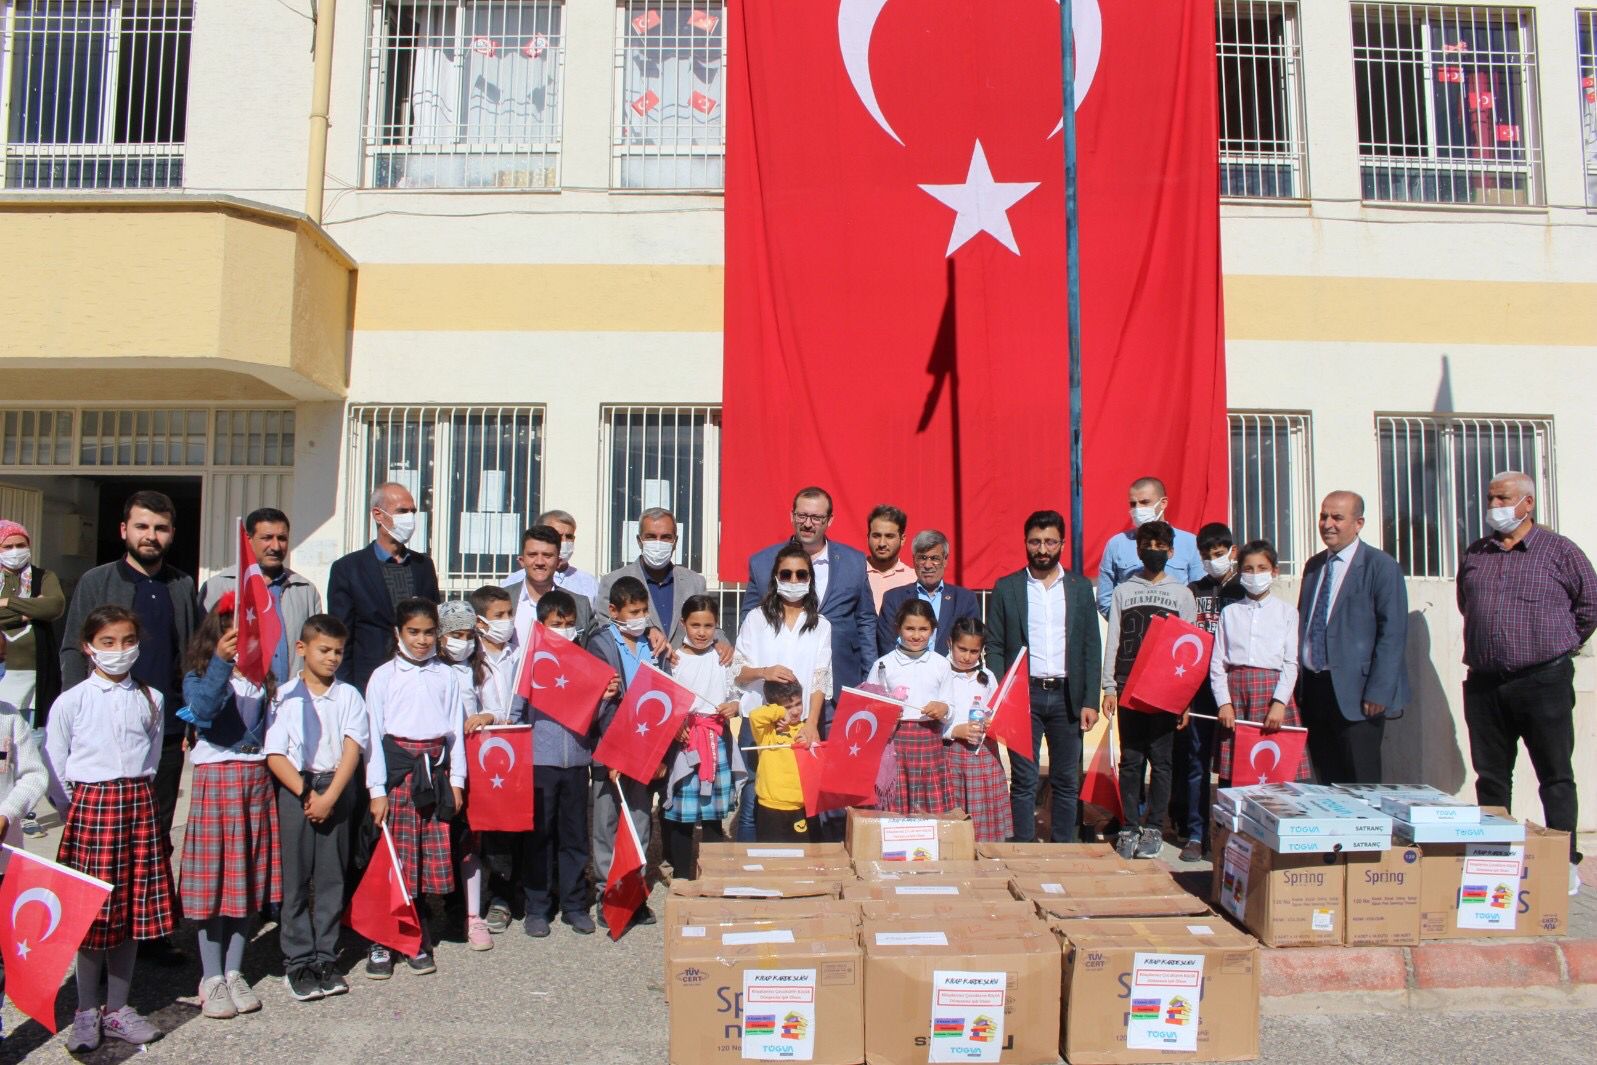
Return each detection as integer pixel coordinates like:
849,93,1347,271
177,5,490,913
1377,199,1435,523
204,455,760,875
0,1,1593,822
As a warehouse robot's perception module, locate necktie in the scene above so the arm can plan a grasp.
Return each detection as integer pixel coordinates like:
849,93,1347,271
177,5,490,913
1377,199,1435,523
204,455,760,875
1308,554,1337,670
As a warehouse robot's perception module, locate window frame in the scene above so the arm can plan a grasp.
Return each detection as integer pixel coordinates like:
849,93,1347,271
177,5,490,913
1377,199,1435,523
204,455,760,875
1227,410,1314,575
596,403,722,578
610,1,728,192
1579,8,1597,207
1216,0,1310,200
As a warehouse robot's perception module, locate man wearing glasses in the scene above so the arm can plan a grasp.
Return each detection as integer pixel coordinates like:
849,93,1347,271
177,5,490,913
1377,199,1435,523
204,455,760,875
876,530,980,655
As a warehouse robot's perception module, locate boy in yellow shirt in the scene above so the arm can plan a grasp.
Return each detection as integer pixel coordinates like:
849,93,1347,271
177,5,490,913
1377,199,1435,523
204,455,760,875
749,680,808,842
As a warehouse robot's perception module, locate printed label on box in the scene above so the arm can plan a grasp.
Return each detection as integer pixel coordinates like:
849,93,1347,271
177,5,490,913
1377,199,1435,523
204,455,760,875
1311,908,1334,932
875,931,948,946
742,864,767,871
742,968,817,1061
1041,882,1065,894
880,818,941,861
895,885,960,896
1126,952,1204,1052
747,848,806,858
724,885,782,897
680,925,706,937
724,930,796,945
928,969,1007,1063
1220,835,1252,921
1186,925,1215,936
1456,845,1523,930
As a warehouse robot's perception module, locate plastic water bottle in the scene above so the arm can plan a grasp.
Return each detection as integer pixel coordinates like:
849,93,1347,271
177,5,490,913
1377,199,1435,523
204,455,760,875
967,701,988,743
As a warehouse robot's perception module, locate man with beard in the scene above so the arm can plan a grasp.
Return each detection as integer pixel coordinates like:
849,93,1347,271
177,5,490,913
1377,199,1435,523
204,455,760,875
200,508,323,679
983,510,1102,842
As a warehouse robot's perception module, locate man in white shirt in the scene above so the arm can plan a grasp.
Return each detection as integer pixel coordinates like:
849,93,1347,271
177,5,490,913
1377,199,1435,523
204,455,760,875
498,508,599,604
509,526,593,649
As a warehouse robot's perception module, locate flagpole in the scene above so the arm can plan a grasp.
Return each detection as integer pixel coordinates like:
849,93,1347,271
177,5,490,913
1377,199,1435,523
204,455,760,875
1060,0,1086,575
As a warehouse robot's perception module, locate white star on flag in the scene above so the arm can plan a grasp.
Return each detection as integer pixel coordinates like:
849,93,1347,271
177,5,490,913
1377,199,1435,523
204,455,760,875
15,939,29,959
636,721,650,736
245,608,256,624
848,743,861,757
490,774,504,789
555,675,569,689
1174,664,1187,677
918,140,1040,257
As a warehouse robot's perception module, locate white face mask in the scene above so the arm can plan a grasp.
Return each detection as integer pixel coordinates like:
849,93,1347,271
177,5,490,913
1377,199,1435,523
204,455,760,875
616,616,649,638
383,510,417,545
1203,555,1233,580
442,635,474,662
1240,572,1274,596
0,547,31,571
639,540,674,568
90,643,140,676
777,580,811,603
479,618,514,645
557,540,575,563
551,626,578,642
1485,499,1527,535
1130,503,1163,528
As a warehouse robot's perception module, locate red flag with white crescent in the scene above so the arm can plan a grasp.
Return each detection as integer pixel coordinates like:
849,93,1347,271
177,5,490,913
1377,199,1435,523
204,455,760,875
514,621,615,735
1230,719,1308,786
808,686,898,807
235,517,283,686
1120,614,1214,714
593,664,695,785
0,847,113,1033
346,826,423,956
1079,721,1121,819
602,782,649,939
985,648,1034,761
465,725,535,832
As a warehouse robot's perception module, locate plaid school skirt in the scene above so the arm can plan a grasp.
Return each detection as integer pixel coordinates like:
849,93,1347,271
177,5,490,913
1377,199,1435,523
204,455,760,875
180,760,282,919
665,730,735,824
878,718,956,815
1214,666,1311,783
388,737,455,897
57,778,177,950
947,739,1013,842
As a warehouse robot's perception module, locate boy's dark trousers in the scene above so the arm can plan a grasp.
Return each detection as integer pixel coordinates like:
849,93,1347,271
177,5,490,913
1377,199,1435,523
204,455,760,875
277,773,355,974
754,803,808,843
524,765,590,919
1116,710,1179,832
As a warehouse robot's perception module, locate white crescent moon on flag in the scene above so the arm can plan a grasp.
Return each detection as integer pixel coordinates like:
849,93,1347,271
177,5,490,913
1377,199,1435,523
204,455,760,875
1170,634,1205,667
527,650,560,690
636,691,675,728
11,887,63,943
1049,0,1103,136
477,735,516,772
1249,739,1282,773
844,709,879,742
838,0,902,145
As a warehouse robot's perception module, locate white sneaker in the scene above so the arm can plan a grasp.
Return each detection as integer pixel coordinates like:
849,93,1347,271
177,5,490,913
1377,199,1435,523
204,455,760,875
1571,863,1582,897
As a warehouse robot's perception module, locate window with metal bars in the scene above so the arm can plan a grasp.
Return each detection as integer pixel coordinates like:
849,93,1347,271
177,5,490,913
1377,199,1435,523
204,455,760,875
362,0,565,189
598,405,720,576
346,405,544,594
1579,9,1597,206
1,0,191,190
0,407,295,468
613,2,725,190
1228,412,1312,575
1216,1,1307,199
1351,4,1542,206
1377,414,1555,578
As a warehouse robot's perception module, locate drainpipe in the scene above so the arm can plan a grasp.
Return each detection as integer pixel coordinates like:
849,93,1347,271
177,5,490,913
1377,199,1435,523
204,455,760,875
305,0,338,224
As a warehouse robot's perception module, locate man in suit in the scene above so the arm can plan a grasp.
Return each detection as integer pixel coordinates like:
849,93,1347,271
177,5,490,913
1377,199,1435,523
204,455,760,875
741,486,877,713
327,481,441,693
1296,490,1410,784
877,529,980,654
595,507,730,659
510,525,593,648
984,510,1102,842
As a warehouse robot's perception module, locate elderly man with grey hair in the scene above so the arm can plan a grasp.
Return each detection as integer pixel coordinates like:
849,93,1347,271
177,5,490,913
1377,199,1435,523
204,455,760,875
594,507,732,662
1457,471,1596,896
876,529,981,655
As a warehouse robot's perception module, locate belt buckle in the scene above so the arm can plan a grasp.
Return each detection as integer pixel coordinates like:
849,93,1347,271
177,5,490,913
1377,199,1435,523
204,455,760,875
236,744,262,755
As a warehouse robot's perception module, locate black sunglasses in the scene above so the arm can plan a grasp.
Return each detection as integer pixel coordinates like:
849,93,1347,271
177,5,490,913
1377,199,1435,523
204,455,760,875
777,568,811,581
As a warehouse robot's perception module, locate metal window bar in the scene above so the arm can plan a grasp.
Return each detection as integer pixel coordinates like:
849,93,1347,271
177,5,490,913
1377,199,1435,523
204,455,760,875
1351,4,1542,206
612,1,725,190
0,406,293,469
597,404,721,576
1227,411,1312,575
1,0,190,189
1216,1,1308,198
0,409,74,465
214,410,297,467
346,405,545,596
1579,10,1597,206
362,0,566,189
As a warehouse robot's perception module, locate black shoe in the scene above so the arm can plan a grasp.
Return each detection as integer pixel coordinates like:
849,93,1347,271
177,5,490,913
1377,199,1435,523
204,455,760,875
317,963,349,997
406,952,437,975
364,946,394,981
485,901,513,934
284,968,324,1002
523,916,551,938
563,910,596,935
140,936,185,967
633,906,656,926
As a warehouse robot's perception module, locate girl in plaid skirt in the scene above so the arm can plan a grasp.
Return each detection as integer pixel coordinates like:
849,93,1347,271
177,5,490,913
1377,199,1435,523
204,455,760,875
44,606,174,1051
439,600,496,951
661,596,746,880
362,598,468,979
872,600,955,815
1210,541,1309,786
179,597,281,1020
943,619,1014,842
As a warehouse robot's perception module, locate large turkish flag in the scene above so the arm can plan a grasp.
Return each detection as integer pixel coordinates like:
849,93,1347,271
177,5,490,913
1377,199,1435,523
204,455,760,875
721,0,1226,587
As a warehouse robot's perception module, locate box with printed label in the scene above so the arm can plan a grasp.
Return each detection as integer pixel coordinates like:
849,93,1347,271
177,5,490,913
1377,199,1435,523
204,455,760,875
1344,846,1423,946
699,841,851,863
665,895,860,929
1335,783,1482,824
665,916,861,1003
1054,916,1259,1064
1007,873,1178,902
1215,831,1344,947
853,859,1012,885
855,898,1039,921
1393,812,1525,845
698,856,861,879
1240,786,1393,838
975,842,1118,861
1237,814,1390,854
996,855,1141,876
666,936,864,1065
845,808,975,863
843,880,1016,902
1033,894,1212,920
861,918,1061,1065
1417,822,1569,939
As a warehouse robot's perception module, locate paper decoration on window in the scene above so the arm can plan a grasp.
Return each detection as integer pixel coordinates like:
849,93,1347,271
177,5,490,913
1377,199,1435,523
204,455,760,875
1468,90,1494,110
632,9,661,34
471,36,498,58
1495,123,1520,142
691,90,718,115
632,90,662,116
522,34,548,59
1442,40,1470,53
1585,76,1595,89
688,9,719,33
1437,66,1464,84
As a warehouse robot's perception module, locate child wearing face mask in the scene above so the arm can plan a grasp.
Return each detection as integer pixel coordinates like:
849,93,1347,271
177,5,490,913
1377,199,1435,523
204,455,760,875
941,617,1012,842
44,606,175,1051
438,600,498,952
1211,540,1307,788
468,584,522,936
1101,521,1198,861
660,596,745,880
361,598,467,979
870,599,955,814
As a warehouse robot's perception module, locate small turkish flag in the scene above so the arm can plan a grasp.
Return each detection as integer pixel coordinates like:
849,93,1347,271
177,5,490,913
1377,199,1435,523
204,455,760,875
631,9,661,34
521,34,547,59
346,826,423,956
809,687,898,807
235,517,283,686
1079,720,1122,820
690,90,718,115
465,726,534,832
1120,615,1214,715
471,36,497,57
602,781,649,940
631,89,661,116
1230,719,1309,786
593,664,694,785
515,621,615,736
1438,66,1465,83
1496,123,1520,142
985,649,1034,761
0,846,112,1033
688,9,718,33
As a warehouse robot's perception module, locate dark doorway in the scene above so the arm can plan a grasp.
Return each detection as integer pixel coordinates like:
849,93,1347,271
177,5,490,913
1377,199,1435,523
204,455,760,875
93,476,203,580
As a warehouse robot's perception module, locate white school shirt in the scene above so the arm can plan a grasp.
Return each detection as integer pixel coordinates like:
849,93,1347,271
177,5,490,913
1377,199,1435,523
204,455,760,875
672,648,736,713
44,674,163,807
364,656,468,796
944,664,999,739
1025,567,1069,677
190,674,269,765
478,643,520,724
733,612,834,716
265,676,370,774
446,661,484,721
869,648,954,718
1209,595,1301,708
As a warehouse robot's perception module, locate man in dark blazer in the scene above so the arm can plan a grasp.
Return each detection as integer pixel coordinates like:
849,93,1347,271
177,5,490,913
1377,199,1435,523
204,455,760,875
741,487,878,717
327,482,440,693
876,529,980,654
1296,490,1410,784
984,510,1102,843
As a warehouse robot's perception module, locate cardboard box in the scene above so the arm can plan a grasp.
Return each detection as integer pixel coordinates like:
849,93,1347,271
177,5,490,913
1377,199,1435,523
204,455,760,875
976,842,1118,860
1335,783,1482,824
1417,822,1570,939
862,918,1062,1065
845,808,976,863
1394,812,1525,845
697,856,859,879
1238,813,1390,854
1008,873,1179,902
665,896,860,928
1216,831,1344,947
843,880,1015,902
699,841,851,862
996,855,1142,877
666,936,865,1065
665,915,861,1003
1344,846,1422,946
855,898,1039,921
668,877,845,900
1032,893,1211,921
1055,917,1259,1064
1241,786,1393,838
853,859,1012,885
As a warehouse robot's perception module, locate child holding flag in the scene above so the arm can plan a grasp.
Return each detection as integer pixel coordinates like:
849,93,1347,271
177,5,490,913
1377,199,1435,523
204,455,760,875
942,618,1012,842
468,584,523,936
748,680,810,842
1210,541,1307,786
438,600,497,952
870,600,954,814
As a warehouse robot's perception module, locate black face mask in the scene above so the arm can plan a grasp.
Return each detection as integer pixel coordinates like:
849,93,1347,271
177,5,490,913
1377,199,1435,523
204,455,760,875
1139,549,1169,574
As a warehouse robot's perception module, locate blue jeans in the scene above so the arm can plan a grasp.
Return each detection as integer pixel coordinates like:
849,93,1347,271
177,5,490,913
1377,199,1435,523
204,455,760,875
1173,714,1216,844
736,747,760,842
1007,681,1083,842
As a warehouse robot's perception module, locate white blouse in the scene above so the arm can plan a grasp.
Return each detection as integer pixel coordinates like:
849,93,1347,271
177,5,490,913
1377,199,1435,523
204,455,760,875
44,674,163,806
478,644,521,724
672,648,736,713
868,648,954,721
944,665,999,738
190,674,269,766
1209,595,1300,707
733,611,834,715
365,656,469,796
